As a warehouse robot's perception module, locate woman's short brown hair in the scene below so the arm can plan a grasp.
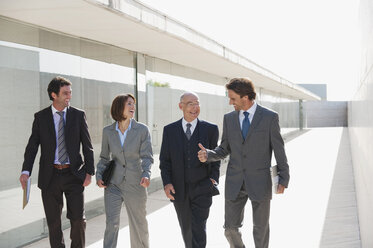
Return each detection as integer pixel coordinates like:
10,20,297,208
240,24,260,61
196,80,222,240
110,93,136,121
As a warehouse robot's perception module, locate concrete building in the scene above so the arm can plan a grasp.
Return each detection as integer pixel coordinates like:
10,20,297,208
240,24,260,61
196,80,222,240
298,84,327,100
348,0,373,246
303,101,347,127
0,0,319,247
298,84,347,128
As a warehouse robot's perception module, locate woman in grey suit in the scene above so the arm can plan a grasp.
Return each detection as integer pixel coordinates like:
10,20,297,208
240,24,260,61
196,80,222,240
96,93,153,248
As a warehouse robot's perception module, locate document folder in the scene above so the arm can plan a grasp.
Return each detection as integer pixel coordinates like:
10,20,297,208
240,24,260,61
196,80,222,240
23,178,31,209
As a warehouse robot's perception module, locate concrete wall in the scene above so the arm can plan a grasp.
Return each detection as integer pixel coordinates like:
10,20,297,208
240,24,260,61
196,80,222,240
304,101,347,127
348,0,373,246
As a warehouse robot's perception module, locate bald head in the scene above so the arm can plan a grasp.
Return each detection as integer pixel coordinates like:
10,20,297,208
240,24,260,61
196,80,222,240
179,92,200,122
180,92,199,102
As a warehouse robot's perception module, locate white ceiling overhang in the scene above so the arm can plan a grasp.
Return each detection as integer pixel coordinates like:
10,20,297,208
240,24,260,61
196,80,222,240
0,0,320,100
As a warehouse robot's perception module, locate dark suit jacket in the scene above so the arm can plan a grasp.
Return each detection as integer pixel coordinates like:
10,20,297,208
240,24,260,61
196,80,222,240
160,119,220,202
207,104,290,201
22,106,94,190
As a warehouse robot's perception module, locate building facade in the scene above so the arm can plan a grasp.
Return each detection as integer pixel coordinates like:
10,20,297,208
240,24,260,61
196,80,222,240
0,0,318,246
348,0,373,246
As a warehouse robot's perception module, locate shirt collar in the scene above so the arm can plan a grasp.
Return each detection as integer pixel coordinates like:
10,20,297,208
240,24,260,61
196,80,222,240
51,105,68,115
182,117,198,128
115,119,132,132
240,101,257,117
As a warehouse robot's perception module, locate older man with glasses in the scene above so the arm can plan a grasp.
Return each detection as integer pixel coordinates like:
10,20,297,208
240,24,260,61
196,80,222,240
160,92,220,248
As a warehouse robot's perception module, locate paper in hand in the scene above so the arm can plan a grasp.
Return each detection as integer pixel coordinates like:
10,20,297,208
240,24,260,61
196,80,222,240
23,178,31,209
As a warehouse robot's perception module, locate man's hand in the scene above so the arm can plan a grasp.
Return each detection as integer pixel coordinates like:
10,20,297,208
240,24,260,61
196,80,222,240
164,183,175,200
83,174,91,187
19,174,29,189
277,184,286,194
198,143,208,162
97,179,107,188
140,177,150,188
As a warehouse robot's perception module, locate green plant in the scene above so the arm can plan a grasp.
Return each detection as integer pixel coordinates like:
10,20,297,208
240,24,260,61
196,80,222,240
147,80,170,88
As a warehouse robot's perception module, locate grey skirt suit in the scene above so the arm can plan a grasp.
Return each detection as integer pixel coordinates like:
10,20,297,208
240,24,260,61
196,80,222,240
96,120,153,248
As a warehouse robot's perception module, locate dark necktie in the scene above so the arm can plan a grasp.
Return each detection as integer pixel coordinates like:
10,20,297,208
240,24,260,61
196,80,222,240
242,112,250,139
57,112,68,164
186,123,192,140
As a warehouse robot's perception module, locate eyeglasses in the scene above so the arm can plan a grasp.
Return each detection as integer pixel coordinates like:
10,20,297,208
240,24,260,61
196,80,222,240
181,101,200,107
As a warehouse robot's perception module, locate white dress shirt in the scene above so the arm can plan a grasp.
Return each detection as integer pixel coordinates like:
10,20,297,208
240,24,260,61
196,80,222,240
182,118,198,135
115,119,132,147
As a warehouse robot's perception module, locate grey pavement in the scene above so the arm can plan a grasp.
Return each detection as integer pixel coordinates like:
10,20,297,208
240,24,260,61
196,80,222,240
21,128,361,247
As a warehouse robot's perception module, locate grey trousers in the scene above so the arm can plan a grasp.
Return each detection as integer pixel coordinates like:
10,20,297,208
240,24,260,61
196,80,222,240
224,187,270,248
103,179,149,248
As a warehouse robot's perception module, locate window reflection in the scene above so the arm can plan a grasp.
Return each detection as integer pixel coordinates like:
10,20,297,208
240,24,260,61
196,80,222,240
0,18,136,191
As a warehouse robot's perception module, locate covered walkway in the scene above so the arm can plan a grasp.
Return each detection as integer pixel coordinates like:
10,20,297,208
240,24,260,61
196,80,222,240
24,128,361,248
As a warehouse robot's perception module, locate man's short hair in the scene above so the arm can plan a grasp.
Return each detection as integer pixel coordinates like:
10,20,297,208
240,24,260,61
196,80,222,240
226,78,256,100
47,76,72,101
111,93,136,122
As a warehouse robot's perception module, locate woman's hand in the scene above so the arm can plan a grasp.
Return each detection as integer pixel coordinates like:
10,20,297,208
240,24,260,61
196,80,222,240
97,179,107,188
140,177,150,188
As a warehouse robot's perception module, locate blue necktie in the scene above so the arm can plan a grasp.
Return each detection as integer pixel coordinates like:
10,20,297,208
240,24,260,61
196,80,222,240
242,112,250,139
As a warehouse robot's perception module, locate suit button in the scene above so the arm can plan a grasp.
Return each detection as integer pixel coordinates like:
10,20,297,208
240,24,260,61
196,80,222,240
243,155,246,158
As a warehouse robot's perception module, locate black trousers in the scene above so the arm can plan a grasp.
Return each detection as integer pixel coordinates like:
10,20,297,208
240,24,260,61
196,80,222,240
41,168,86,248
173,179,213,248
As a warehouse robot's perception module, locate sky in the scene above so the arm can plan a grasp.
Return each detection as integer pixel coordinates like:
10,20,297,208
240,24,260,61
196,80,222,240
139,0,361,101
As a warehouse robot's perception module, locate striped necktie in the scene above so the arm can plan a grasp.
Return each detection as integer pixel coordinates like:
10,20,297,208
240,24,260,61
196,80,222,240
57,111,68,164
186,123,192,140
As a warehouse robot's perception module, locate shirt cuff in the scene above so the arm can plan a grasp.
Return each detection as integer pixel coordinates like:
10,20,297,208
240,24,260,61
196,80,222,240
21,171,30,176
210,178,218,185
142,171,150,179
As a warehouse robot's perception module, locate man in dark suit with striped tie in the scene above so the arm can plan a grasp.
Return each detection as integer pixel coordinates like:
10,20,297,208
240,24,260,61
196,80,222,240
19,76,94,248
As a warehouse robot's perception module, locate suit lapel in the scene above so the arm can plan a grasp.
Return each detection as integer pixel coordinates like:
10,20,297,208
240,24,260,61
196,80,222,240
232,111,244,143
246,104,263,140
108,122,122,148
65,107,72,139
197,119,204,143
106,122,127,165
175,119,185,159
197,119,209,146
47,106,56,148
123,119,138,149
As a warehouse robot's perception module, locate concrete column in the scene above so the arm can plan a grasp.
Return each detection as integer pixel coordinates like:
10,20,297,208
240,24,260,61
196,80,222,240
136,52,147,124
299,99,304,130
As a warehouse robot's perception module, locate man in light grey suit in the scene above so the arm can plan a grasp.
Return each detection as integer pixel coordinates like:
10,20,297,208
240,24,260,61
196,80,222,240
198,78,290,248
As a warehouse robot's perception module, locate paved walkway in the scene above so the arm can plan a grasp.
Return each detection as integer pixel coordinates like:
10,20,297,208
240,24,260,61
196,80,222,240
23,127,361,248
